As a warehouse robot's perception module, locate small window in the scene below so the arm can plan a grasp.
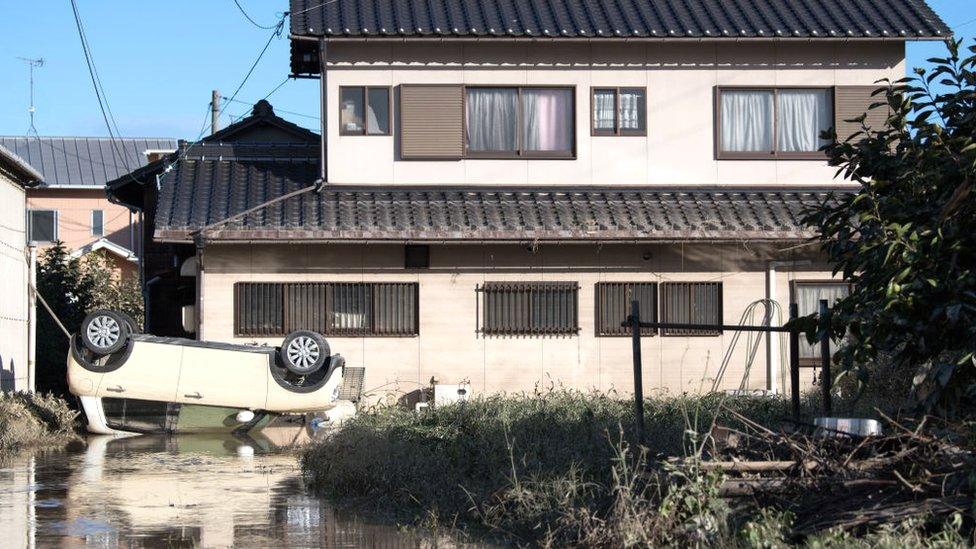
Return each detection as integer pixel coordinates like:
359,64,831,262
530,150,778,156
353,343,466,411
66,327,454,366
404,245,430,269
717,87,833,159
591,88,647,136
465,87,575,158
102,398,176,433
26,210,57,243
793,281,850,365
339,86,391,135
91,210,104,237
596,282,657,336
660,282,723,336
481,282,578,336
234,282,418,337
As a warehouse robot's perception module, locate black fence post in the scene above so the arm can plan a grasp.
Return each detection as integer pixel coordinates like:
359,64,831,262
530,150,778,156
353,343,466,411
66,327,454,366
789,302,801,422
819,299,832,416
630,300,645,447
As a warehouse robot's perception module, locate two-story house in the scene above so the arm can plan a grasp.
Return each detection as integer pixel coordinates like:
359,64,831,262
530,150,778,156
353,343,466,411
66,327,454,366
0,136,177,277
109,0,950,400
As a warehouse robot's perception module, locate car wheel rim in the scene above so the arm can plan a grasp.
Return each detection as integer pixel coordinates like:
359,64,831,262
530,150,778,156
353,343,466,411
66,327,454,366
286,336,320,370
87,315,121,349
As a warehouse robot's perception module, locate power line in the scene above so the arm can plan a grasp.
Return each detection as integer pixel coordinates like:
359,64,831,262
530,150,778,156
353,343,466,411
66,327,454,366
68,0,138,184
290,0,342,18
222,96,319,120
231,0,281,30
953,16,976,30
159,17,286,182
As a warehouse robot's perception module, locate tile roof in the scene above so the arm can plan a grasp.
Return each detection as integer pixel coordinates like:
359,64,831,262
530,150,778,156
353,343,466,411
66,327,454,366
289,0,950,40
153,146,847,242
0,136,178,188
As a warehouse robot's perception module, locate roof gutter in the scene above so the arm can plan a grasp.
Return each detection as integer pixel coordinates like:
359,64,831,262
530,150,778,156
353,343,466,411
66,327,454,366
291,34,950,44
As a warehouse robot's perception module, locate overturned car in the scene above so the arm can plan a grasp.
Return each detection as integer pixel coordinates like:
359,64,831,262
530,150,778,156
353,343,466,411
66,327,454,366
68,309,363,435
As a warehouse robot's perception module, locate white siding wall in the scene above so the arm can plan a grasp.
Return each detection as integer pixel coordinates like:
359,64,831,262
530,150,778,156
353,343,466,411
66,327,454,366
324,41,904,186
200,242,839,401
0,175,29,392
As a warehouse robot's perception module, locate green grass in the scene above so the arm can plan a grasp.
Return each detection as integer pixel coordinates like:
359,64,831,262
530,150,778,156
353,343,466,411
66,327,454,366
0,392,79,453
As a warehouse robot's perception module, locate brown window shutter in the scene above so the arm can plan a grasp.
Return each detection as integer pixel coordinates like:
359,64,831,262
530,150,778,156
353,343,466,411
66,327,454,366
399,84,463,159
834,86,890,142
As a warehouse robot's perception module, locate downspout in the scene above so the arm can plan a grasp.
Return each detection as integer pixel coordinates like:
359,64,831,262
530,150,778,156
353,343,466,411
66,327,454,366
765,259,811,393
194,235,205,340
318,38,328,184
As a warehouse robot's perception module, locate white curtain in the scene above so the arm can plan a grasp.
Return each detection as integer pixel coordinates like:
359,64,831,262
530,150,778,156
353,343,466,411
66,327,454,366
777,90,832,152
720,90,773,152
466,88,518,151
619,89,645,131
366,88,389,135
522,88,573,152
593,89,616,131
797,283,849,358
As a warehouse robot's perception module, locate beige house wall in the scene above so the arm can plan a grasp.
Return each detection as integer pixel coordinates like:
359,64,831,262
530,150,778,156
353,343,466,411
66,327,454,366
0,174,29,391
323,41,904,187
198,242,837,401
26,188,137,276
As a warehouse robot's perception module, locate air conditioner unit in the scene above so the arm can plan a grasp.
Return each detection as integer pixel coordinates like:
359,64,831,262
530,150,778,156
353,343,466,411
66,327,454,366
434,383,470,407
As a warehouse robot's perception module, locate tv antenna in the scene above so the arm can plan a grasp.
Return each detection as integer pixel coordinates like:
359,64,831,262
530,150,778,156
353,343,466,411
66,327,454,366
17,57,44,135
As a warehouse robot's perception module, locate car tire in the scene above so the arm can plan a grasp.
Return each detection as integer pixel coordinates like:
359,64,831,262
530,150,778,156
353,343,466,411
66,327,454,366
279,330,329,375
116,312,141,334
80,309,130,355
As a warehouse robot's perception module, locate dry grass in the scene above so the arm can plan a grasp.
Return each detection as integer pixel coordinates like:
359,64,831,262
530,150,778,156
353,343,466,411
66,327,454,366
0,392,80,453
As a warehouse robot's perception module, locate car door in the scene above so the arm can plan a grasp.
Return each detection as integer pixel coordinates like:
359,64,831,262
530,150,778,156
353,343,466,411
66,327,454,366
174,345,269,410
95,340,183,403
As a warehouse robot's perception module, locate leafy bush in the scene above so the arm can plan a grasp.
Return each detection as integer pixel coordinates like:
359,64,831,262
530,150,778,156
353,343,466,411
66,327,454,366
804,40,976,413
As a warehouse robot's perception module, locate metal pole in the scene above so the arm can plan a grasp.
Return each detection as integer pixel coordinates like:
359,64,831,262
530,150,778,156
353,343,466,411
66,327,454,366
789,302,800,422
211,89,220,135
318,38,328,182
630,300,645,447
27,245,37,393
819,299,832,416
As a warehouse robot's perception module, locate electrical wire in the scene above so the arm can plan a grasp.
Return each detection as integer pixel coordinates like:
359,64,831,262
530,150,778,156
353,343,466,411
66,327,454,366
223,95,319,120
158,17,286,183
68,0,147,191
232,0,281,29
290,0,342,18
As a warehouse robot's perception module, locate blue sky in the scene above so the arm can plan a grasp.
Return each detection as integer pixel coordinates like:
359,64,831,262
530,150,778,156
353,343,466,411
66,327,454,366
0,1,973,139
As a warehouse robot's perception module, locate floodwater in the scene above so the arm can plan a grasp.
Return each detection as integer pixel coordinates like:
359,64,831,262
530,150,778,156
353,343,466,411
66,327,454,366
0,430,481,548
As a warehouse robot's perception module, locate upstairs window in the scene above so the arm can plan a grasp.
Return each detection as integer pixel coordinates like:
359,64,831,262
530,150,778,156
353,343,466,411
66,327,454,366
465,87,574,158
717,87,833,159
592,88,647,136
660,282,723,336
339,86,391,135
234,282,418,337
480,282,578,336
26,210,57,243
91,209,104,237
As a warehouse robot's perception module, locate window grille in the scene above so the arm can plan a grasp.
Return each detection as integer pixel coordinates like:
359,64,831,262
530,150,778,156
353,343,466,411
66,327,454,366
481,282,578,336
660,282,723,336
596,282,657,336
235,282,418,337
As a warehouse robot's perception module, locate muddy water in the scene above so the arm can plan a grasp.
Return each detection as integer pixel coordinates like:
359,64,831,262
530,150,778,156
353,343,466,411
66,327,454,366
0,433,480,548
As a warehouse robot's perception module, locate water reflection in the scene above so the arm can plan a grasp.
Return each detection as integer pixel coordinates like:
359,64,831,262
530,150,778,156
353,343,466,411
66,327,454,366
0,431,482,548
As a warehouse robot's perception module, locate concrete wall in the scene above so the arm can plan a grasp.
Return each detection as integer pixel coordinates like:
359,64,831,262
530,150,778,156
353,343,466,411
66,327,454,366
199,242,838,401
323,41,904,186
0,174,29,392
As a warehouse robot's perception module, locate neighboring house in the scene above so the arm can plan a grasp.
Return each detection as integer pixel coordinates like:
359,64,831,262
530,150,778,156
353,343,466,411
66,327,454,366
109,0,950,400
0,137,177,277
0,144,43,392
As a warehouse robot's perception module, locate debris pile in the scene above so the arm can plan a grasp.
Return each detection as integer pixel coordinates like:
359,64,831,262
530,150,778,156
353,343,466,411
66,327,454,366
689,410,975,537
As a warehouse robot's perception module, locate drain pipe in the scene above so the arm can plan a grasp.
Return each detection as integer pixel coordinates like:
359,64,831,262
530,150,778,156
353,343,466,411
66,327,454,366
318,37,327,184
766,259,811,393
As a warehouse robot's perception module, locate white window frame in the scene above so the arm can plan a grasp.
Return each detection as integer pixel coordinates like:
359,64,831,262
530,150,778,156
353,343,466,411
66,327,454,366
91,209,104,237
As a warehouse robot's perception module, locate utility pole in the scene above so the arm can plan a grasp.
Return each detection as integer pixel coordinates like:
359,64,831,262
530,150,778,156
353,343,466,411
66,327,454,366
17,57,44,135
211,89,221,135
